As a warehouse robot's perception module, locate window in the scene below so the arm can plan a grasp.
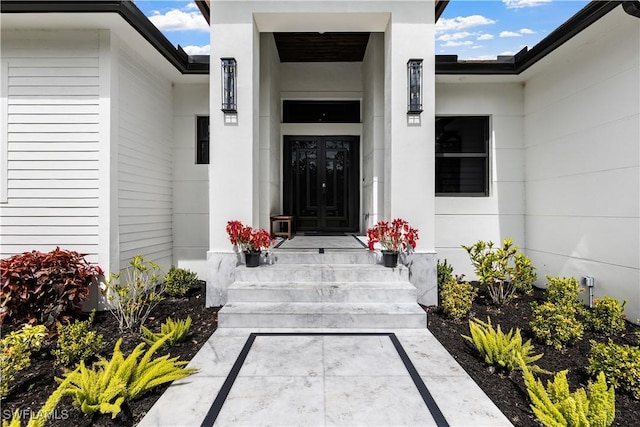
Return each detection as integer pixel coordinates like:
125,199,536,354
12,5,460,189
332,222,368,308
196,116,209,164
435,116,489,196
282,101,360,123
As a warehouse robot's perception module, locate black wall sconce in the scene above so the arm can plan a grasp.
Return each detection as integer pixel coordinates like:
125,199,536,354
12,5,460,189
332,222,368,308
407,59,423,115
221,58,237,113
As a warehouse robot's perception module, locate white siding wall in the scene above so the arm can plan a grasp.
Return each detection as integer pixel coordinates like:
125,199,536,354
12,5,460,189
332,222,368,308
435,83,525,278
0,30,102,264
117,44,173,270
523,7,640,321
172,83,209,278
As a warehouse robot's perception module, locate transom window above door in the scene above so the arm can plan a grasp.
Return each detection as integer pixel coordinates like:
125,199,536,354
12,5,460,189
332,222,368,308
282,101,360,123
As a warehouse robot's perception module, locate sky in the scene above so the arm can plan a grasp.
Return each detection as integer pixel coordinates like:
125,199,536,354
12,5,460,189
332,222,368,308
133,0,590,60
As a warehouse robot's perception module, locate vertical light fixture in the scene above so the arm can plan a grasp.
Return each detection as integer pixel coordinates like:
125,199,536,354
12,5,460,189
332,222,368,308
221,58,237,113
407,59,423,115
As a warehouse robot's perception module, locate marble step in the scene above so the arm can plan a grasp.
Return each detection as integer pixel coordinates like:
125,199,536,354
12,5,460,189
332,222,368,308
235,263,409,283
227,281,417,303
217,302,427,328
269,250,378,265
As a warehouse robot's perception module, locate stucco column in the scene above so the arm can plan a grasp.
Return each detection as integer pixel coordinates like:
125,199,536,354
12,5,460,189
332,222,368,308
207,8,259,306
384,8,437,305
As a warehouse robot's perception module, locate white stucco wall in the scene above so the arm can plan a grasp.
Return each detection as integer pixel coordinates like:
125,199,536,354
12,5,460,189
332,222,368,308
385,5,435,252
0,30,103,264
362,33,385,230
172,83,209,278
435,82,525,278
523,7,640,321
258,33,282,231
116,40,173,270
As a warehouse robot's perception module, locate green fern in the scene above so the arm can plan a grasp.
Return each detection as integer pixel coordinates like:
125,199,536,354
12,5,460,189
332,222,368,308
59,334,196,419
520,357,615,427
141,316,192,347
463,317,548,373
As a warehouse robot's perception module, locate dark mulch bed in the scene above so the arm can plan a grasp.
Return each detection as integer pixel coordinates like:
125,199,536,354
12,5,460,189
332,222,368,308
426,286,640,427
4,282,639,426
1,282,219,427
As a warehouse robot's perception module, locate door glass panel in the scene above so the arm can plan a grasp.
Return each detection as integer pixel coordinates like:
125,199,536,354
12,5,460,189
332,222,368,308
284,136,358,233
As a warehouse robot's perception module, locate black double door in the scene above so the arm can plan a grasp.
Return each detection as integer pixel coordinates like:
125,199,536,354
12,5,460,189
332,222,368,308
283,136,359,233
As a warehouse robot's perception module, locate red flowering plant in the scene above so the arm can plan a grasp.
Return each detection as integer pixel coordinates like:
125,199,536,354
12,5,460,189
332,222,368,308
366,218,419,254
226,220,273,253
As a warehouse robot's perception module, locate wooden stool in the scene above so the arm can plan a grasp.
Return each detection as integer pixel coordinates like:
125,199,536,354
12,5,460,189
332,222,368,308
270,215,295,240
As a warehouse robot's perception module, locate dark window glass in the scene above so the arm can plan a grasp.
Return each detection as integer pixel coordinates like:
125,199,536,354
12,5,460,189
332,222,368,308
283,101,360,123
435,116,489,196
196,116,209,164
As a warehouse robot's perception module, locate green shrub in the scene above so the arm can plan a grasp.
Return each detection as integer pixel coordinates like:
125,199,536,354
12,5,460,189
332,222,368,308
0,248,102,327
437,259,454,289
52,311,104,367
530,301,584,350
521,358,615,427
530,276,585,350
102,255,165,332
59,335,196,419
163,266,198,297
545,276,584,308
0,324,47,397
142,316,192,347
440,279,476,321
585,297,626,335
462,317,547,374
461,238,537,305
587,340,640,400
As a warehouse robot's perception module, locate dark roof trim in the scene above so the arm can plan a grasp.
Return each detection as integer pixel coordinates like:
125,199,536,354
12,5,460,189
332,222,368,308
0,0,209,75
196,0,211,24
622,1,640,17
436,1,622,75
435,0,449,22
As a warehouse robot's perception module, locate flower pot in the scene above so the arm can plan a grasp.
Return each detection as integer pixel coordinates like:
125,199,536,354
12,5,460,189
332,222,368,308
244,251,260,268
382,251,399,268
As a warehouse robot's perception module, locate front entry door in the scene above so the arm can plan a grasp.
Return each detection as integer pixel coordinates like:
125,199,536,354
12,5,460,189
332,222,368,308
283,136,359,233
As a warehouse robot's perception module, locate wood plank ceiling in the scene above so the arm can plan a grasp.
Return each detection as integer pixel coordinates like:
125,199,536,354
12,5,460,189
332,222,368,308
273,32,371,62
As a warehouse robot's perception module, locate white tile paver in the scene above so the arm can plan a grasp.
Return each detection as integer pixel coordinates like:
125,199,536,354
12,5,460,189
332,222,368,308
138,329,513,427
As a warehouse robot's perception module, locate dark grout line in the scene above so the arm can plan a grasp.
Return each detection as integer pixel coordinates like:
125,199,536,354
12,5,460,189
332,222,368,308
199,332,449,427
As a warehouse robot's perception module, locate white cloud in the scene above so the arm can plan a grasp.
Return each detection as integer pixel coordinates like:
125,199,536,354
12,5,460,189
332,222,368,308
500,31,522,38
477,33,494,41
148,8,209,32
499,51,516,56
442,40,474,47
519,28,536,34
503,0,552,9
185,2,198,10
182,44,210,55
436,15,496,32
437,31,472,41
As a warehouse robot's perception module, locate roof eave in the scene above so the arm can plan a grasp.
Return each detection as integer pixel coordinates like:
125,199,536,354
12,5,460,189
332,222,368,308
0,0,210,75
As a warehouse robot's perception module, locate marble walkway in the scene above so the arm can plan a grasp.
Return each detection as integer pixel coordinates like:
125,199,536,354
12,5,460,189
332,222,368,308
138,327,513,427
